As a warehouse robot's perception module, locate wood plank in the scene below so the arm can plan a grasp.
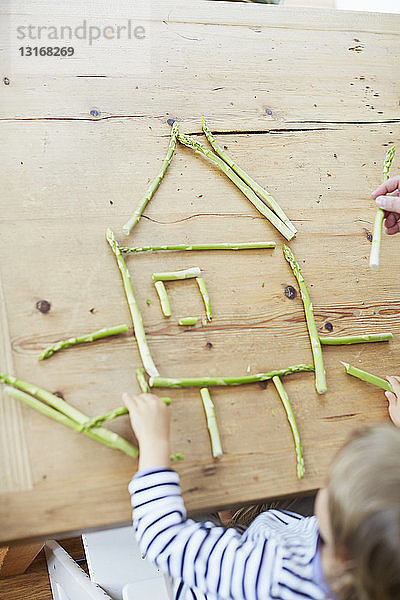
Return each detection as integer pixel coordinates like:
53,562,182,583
0,0,399,543
0,275,32,493
0,543,44,578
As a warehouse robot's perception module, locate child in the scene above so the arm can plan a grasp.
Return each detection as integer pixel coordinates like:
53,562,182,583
123,375,400,600
373,174,400,235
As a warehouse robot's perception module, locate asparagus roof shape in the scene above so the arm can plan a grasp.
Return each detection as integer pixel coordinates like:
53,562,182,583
283,245,327,394
202,116,296,236
39,324,129,360
122,122,179,235
272,376,305,479
106,229,159,377
177,132,295,241
369,145,396,270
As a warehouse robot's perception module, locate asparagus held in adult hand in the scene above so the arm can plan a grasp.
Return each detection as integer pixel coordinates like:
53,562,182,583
319,332,393,345
120,242,276,253
106,229,159,377
202,116,296,235
283,245,327,394
39,324,129,360
341,362,393,392
122,122,179,235
149,364,314,388
369,145,396,270
200,388,223,458
177,133,295,241
272,376,305,479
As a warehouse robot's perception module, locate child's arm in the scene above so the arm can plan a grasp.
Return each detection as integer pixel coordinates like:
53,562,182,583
123,392,316,600
372,175,400,235
385,377,400,427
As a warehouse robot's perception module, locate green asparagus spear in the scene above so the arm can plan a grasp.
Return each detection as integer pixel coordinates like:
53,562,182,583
154,281,172,317
39,324,129,360
283,245,327,394
196,278,213,321
152,267,201,281
150,364,314,388
202,117,296,235
200,388,223,458
122,123,179,235
341,362,393,391
0,376,138,457
106,229,159,377
272,376,305,479
370,145,396,270
319,333,393,345
178,317,198,326
177,133,295,241
120,242,276,253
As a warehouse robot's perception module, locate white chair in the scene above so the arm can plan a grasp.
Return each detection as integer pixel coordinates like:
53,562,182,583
45,526,172,600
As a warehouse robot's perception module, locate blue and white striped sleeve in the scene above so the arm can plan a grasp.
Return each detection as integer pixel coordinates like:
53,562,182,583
129,468,278,600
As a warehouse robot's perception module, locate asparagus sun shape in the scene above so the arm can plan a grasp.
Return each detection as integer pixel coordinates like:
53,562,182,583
106,229,159,377
202,117,296,236
200,388,223,459
122,122,179,235
369,145,396,270
283,245,327,394
39,324,129,360
272,376,305,479
177,132,295,241
0,374,138,457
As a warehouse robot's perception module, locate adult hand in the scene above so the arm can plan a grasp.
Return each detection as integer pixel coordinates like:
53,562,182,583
373,175,400,235
385,376,400,427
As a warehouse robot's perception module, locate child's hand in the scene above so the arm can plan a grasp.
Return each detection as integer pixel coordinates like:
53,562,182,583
372,175,400,235
123,392,170,470
385,377,400,427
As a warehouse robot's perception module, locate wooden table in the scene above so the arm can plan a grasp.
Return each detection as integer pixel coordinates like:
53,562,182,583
1,0,399,547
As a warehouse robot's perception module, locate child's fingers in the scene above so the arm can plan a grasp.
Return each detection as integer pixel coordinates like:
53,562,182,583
372,176,400,199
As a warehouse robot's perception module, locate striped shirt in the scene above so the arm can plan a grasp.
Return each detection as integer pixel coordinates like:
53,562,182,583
129,468,331,600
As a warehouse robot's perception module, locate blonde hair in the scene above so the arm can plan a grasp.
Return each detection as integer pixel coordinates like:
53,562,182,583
327,424,400,600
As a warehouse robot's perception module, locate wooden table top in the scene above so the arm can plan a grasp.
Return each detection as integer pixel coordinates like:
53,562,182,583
1,0,399,544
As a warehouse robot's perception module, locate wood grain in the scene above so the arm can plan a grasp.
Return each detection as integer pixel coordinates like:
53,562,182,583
0,0,399,544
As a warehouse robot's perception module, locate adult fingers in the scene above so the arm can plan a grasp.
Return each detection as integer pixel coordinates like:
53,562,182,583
371,176,400,199
384,213,397,227
376,194,400,213
385,223,400,235
386,376,400,397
